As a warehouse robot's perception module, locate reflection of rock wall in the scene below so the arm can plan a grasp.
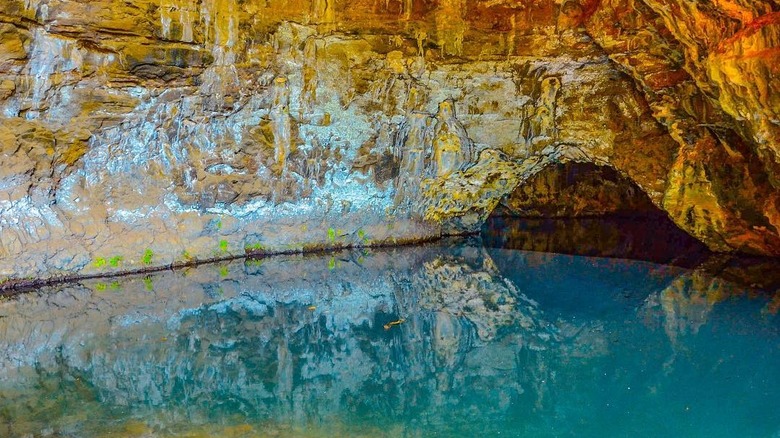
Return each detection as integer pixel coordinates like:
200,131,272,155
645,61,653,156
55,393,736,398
0,242,558,436
1,0,779,282
2,240,778,436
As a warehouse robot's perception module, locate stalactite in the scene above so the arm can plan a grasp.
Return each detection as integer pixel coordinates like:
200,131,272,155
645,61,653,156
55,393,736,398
271,77,293,176
403,0,413,20
435,0,466,57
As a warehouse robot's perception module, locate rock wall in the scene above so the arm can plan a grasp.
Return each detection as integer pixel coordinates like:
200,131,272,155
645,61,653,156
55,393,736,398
582,0,780,254
0,0,778,283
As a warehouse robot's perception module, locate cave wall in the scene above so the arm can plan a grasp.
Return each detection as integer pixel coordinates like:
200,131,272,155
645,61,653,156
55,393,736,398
582,0,780,253
0,0,778,283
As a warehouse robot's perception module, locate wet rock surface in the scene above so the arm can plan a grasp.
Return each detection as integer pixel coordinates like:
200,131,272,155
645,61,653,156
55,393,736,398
0,0,779,283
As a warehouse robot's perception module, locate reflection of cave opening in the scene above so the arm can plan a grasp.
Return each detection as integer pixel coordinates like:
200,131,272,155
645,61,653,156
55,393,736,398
482,162,710,266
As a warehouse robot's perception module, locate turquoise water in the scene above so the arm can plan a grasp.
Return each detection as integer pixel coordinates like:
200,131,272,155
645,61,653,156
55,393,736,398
0,235,778,437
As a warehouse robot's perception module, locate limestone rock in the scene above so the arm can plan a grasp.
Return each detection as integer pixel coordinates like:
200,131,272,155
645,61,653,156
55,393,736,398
582,0,780,255
421,149,524,234
1,0,779,284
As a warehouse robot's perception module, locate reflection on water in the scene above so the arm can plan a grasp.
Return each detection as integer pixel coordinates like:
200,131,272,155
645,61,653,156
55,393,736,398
482,214,712,267
0,238,778,437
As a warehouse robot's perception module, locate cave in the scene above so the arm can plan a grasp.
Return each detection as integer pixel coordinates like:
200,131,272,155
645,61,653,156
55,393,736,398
1,0,780,435
493,162,659,218
483,162,711,266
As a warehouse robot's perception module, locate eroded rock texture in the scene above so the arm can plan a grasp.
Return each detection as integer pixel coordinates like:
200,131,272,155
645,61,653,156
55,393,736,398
582,0,780,254
0,0,778,282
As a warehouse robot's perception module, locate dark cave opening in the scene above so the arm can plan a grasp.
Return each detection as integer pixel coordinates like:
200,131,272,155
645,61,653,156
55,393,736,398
482,162,711,267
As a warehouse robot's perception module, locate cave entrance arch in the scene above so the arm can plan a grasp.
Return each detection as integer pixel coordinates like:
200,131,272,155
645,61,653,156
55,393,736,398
481,161,709,266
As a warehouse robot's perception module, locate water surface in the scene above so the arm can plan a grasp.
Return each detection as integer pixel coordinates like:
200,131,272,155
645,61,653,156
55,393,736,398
0,236,778,437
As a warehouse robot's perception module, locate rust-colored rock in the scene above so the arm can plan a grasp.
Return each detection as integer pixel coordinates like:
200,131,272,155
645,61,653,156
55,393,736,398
583,0,780,256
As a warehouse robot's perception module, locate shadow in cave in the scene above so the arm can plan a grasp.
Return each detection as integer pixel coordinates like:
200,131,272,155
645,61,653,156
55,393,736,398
481,162,712,268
